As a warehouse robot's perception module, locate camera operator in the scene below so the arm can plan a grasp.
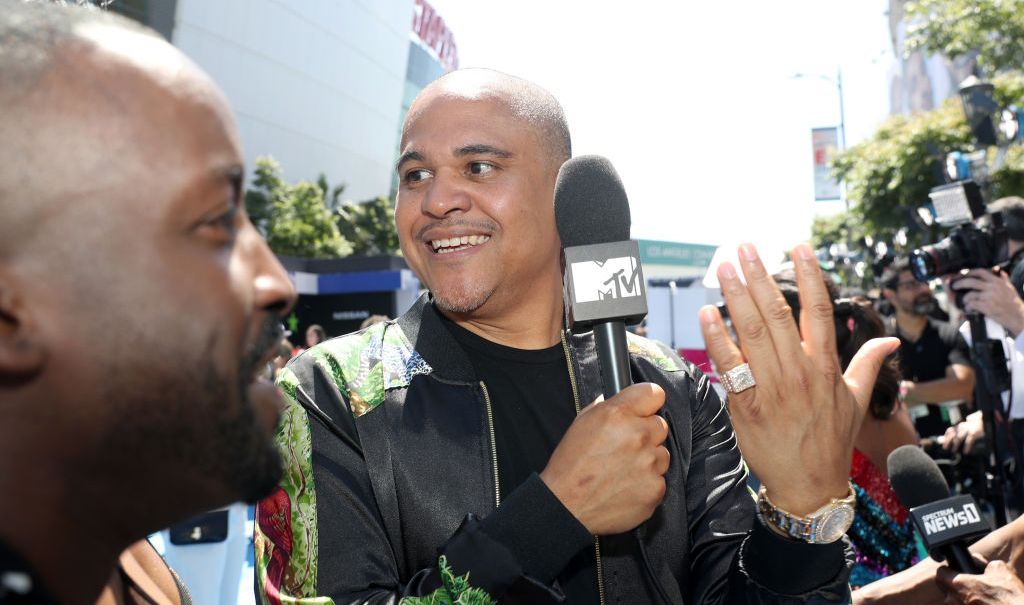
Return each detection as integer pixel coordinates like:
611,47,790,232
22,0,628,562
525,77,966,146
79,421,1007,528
882,258,975,437
947,197,1024,494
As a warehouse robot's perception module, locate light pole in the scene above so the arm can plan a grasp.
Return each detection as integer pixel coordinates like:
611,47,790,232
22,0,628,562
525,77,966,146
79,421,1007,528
793,68,848,213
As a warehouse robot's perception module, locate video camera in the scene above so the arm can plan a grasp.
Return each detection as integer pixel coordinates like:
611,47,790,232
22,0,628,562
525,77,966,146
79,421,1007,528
910,180,1010,308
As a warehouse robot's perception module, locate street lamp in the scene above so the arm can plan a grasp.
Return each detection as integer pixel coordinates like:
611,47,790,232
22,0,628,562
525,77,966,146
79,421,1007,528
792,68,847,212
959,76,1000,147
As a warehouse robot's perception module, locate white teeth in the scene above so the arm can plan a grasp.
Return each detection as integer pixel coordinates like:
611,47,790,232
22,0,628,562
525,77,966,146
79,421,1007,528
429,235,490,252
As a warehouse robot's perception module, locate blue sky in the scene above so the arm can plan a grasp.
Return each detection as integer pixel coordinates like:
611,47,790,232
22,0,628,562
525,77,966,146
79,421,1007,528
428,0,896,253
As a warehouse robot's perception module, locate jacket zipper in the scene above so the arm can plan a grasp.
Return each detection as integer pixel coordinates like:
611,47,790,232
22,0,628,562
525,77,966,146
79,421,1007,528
560,331,607,605
479,381,501,507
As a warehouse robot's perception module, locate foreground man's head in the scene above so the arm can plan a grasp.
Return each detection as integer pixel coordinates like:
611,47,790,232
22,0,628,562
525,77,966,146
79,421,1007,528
0,1,295,601
395,68,572,326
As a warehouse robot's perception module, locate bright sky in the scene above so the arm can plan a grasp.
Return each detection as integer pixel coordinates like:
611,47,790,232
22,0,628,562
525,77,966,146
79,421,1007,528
428,0,896,254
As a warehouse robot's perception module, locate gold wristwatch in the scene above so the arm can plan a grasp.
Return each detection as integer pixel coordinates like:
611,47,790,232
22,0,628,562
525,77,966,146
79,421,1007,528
757,483,857,544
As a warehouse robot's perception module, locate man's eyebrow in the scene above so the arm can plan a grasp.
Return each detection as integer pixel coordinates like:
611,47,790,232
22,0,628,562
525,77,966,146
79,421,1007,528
455,144,513,159
395,150,424,172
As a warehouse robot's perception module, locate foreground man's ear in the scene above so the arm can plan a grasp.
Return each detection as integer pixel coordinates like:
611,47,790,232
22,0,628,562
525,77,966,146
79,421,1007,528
0,276,46,382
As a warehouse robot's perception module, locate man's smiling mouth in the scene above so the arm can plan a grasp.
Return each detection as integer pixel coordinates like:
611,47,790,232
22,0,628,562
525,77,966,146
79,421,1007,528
430,235,491,254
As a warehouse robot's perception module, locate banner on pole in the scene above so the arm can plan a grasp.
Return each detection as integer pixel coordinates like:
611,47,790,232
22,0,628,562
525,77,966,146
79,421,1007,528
812,127,841,201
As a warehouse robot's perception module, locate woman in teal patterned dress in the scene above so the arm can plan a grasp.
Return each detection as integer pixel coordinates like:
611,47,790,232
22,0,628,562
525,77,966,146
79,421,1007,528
833,298,926,588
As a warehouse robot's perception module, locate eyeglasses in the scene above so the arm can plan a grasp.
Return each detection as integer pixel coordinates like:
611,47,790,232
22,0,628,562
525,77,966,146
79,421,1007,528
895,280,927,291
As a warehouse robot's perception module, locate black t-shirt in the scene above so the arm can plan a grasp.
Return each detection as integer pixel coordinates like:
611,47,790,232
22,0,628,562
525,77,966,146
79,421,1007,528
891,317,971,436
445,319,600,603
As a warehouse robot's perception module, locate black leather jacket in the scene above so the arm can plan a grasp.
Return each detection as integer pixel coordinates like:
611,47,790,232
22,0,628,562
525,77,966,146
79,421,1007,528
254,296,853,604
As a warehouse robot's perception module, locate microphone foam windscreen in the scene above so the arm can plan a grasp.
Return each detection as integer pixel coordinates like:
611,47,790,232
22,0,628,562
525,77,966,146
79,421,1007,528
554,155,631,248
887,444,951,510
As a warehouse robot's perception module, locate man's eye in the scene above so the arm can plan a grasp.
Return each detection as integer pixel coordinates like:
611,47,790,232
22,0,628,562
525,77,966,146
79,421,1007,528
469,162,494,176
201,207,240,239
405,168,432,183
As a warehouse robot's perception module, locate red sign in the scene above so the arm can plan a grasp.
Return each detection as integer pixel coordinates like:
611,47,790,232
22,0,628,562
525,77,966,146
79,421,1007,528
412,0,459,71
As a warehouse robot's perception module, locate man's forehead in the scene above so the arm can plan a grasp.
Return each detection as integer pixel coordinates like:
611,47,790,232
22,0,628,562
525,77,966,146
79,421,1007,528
401,91,528,152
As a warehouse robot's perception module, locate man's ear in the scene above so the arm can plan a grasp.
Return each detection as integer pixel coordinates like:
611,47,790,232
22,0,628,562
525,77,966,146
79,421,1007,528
0,275,46,381
881,288,896,305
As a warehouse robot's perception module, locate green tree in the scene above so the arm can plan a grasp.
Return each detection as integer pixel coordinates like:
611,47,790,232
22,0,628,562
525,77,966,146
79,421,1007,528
334,195,401,256
312,174,401,256
245,157,352,259
826,73,1024,281
905,0,1024,76
831,97,970,251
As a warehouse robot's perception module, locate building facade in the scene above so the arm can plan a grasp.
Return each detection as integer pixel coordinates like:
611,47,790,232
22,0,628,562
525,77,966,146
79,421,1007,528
887,0,975,115
109,0,457,204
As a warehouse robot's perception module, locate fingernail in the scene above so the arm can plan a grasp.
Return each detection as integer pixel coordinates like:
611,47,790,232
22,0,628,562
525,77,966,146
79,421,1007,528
795,244,814,262
738,243,758,262
700,307,719,330
719,262,737,280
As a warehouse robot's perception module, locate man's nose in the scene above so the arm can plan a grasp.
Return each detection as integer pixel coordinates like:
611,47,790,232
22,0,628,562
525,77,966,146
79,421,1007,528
247,226,297,317
421,171,472,218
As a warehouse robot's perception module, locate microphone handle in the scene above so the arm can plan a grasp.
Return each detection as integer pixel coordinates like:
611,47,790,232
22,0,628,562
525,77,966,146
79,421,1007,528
942,544,983,574
594,320,632,397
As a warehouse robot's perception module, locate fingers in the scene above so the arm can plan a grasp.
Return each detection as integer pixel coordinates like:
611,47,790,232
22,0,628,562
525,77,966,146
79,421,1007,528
715,258,781,384
964,427,978,454
654,445,671,475
612,382,666,417
793,243,839,376
843,337,901,412
953,276,988,291
736,243,805,367
699,305,750,405
943,426,959,451
935,564,958,593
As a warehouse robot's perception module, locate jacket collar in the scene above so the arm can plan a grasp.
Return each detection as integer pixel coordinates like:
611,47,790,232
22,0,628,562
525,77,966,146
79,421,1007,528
396,293,477,383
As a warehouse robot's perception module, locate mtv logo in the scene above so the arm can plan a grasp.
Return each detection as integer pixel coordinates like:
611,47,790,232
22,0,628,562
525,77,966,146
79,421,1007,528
570,256,642,303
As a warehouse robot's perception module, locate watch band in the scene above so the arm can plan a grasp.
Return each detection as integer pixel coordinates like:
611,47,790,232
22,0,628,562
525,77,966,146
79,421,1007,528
757,482,857,544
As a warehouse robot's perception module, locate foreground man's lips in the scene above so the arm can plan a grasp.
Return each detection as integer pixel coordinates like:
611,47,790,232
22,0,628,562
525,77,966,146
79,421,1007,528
249,344,288,431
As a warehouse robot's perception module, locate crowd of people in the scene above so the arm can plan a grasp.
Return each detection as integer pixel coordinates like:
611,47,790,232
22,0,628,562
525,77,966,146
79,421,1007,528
5,2,1024,604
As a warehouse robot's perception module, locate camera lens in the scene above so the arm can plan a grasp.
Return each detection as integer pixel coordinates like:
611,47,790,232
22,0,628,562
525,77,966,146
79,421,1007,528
910,250,937,282
911,235,966,281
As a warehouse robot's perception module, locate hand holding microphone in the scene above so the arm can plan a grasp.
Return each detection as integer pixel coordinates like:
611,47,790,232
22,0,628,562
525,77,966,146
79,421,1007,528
937,560,1024,605
540,155,669,534
541,383,670,535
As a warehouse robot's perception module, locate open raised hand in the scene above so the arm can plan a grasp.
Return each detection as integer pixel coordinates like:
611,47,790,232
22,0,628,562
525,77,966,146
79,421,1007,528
698,243,899,515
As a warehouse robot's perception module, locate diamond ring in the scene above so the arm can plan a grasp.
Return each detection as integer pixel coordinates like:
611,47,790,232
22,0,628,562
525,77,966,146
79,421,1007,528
721,363,756,394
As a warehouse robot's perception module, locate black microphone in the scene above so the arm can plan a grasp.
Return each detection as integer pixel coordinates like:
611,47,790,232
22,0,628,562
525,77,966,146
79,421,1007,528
888,445,988,573
554,155,647,397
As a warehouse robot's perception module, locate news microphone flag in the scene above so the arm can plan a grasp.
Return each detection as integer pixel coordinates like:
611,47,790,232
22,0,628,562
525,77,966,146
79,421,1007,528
888,445,988,573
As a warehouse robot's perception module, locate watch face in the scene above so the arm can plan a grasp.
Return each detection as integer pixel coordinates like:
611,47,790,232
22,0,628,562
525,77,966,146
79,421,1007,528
818,507,856,543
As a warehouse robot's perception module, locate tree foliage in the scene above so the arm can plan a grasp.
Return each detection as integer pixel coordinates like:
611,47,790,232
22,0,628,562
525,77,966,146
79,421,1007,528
905,0,1024,76
826,73,1024,255
334,195,401,256
244,157,352,259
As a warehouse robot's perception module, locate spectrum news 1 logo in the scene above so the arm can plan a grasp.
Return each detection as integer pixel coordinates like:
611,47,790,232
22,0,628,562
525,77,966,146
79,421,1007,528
919,502,982,537
570,256,643,303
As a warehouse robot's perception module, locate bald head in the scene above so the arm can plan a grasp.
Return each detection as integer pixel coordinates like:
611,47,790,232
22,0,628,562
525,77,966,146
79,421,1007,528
404,68,571,170
0,0,238,260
